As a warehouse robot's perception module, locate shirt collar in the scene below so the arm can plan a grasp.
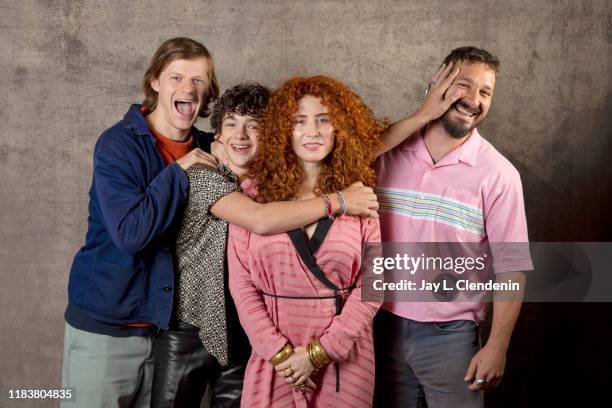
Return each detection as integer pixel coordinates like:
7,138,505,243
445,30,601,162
401,127,481,167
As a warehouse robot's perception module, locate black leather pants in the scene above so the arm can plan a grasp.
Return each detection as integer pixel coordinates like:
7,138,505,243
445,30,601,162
150,321,247,408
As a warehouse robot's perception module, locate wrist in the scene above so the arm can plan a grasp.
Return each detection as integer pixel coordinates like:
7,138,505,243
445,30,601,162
413,108,434,125
329,194,340,215
484,337,510,353
270,343,294,366
175,158,187,171
307,338,332,371
322,193,334,219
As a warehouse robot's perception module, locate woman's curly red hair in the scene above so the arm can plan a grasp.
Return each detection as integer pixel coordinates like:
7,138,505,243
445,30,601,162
252,75,385,202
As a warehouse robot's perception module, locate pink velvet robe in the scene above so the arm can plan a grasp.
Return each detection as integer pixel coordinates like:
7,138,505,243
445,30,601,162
227,215,381,408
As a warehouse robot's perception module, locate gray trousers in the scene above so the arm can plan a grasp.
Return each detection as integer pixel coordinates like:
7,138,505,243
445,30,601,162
60,322,155,408
373,309,484,408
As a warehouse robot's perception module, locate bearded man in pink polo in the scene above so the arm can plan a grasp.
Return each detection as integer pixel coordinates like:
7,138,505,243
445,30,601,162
373,47,533,408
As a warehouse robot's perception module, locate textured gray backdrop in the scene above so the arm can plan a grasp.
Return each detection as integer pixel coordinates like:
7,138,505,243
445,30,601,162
1,1,610,407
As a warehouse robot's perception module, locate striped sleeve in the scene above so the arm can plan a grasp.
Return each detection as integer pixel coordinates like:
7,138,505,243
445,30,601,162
227,224,288,362
319,217,382,362
484,170,534,272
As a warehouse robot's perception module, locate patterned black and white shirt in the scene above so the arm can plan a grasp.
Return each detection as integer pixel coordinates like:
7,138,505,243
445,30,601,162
175,163,239,366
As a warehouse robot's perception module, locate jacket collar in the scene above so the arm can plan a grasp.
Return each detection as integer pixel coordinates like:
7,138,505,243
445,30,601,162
123,104,151,136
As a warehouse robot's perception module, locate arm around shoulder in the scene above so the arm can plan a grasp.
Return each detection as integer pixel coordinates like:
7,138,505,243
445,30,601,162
94,131,189,254
211,192,328,235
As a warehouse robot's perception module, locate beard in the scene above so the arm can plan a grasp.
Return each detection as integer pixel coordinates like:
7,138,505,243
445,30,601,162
440,101,484,139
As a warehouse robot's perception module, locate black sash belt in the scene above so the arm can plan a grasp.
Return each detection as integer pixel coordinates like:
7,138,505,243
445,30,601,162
261,290,354,302
267,217,350,393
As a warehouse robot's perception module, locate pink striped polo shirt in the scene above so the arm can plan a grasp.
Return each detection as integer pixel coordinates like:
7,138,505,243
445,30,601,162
375,127,533,323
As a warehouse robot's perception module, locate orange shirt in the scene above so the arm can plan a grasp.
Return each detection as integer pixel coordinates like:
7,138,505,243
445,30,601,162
150,127,193,165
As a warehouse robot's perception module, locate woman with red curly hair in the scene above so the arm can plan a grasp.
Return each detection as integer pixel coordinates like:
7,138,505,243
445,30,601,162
227,76,384,407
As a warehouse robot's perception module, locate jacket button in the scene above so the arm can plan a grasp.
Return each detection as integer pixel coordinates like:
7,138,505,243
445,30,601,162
162,286,172,292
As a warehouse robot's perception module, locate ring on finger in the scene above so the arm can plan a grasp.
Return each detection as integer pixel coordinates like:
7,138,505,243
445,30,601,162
475,378,487,386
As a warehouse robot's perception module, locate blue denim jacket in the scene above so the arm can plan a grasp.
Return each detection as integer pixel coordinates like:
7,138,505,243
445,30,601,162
65,104,213,335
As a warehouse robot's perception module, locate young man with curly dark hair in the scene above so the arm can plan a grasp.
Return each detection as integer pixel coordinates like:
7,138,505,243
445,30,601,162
150,83,380,408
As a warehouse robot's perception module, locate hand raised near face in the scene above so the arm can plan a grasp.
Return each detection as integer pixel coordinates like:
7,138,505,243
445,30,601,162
418,62,464,121
211,133,230,166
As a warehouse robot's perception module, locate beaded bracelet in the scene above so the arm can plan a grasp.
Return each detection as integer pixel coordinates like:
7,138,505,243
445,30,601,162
322,193,334,220
336,191,347,216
